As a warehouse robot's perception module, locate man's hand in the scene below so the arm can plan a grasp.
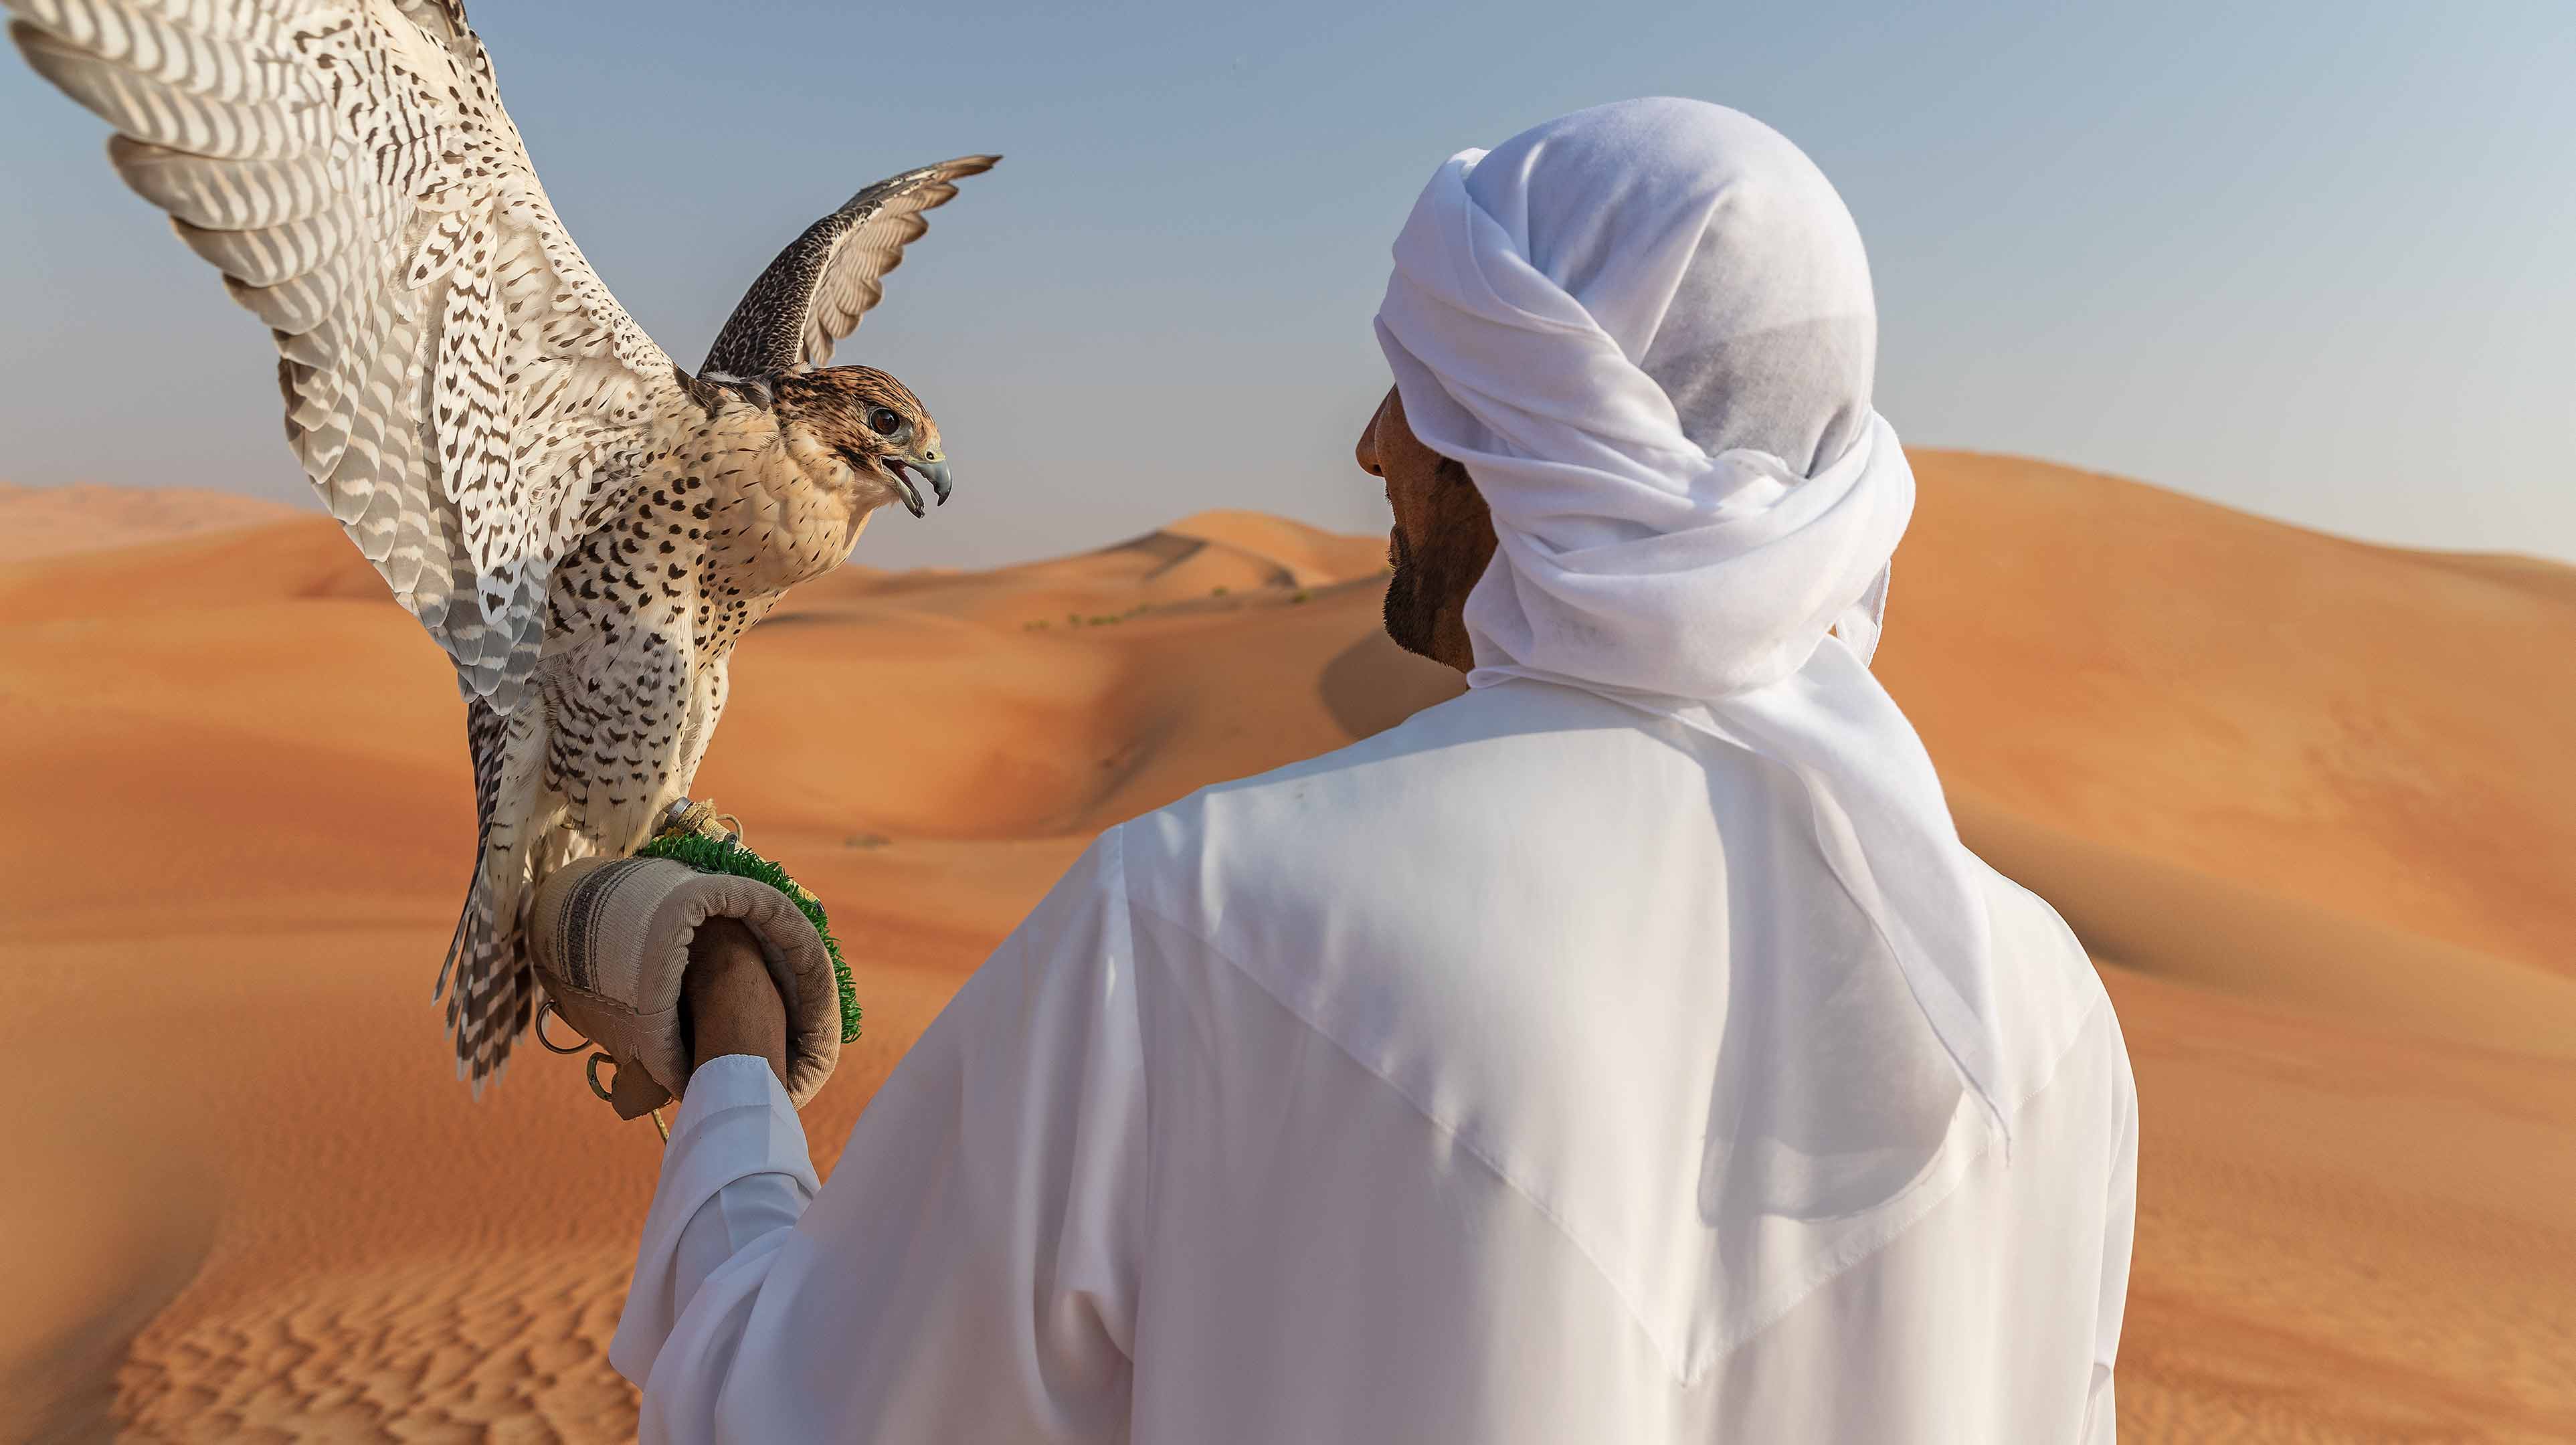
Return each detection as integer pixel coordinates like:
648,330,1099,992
682,918,789,1086
528,855,842,1113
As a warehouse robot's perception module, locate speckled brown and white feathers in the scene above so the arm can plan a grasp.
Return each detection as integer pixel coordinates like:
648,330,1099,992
9,0,988,1089
703,155,998,377
13,0,688,714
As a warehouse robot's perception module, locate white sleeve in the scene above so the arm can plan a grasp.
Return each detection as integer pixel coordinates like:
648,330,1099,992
611,1054,820,1383
2081,1029,2141,1444
615,830,1149,1444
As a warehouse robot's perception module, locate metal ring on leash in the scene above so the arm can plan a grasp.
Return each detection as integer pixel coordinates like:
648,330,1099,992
535,1000,590,1055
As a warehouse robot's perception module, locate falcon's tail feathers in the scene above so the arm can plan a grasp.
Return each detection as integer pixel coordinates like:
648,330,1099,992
440,696,537,1093
439,878,532,1096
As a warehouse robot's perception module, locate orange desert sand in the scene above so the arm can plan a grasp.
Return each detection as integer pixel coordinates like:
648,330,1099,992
1,457,2570,1442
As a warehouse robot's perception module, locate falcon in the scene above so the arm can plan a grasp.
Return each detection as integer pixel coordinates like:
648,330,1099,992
7,0,997,1087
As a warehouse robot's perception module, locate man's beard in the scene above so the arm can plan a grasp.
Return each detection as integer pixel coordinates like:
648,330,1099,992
1382,526,1442,662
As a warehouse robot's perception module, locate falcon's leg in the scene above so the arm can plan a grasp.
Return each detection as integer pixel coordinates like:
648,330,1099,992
672,656,731,801
442,531,703,1084
540,575,702,866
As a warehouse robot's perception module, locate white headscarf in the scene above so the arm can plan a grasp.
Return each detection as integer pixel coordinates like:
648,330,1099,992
1376,98,2018,1143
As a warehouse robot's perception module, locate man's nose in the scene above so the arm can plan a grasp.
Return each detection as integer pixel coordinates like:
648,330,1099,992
1355,401,1384,477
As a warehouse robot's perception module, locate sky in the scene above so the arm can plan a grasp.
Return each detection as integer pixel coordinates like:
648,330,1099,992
1,0,2569,570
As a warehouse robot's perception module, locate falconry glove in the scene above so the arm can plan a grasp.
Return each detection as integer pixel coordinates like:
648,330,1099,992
528,856,842,1119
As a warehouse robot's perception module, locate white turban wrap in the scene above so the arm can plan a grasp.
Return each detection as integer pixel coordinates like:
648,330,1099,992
1375,98,2019,1143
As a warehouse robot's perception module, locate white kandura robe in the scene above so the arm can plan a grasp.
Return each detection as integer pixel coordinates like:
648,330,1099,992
611,677,2137,1442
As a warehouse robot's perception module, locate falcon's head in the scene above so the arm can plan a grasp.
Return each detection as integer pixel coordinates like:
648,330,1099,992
769,367,952,519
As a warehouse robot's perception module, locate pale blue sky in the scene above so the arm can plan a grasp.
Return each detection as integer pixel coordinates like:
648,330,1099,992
2,1,2569,569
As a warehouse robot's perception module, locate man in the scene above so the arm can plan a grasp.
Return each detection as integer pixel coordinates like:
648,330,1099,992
597,98,2138,1442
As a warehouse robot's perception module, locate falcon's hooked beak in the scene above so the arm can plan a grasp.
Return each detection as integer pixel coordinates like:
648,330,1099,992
883,450,953,519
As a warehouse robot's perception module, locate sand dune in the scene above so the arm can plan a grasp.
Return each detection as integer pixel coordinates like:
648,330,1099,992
0,454,2569,1442
0,483,302,562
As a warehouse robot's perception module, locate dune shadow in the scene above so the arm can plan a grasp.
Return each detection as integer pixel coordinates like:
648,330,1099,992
0,1097,219,1445
1317,615,1467,740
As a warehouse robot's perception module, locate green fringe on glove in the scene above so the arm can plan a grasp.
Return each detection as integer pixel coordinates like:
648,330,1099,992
636,820,862,1044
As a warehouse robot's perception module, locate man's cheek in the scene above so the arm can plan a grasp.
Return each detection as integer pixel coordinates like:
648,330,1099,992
1388,488,1439,550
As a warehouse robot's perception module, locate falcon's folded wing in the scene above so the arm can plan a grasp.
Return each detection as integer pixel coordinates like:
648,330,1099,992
702,154,999,378
7,0,691,710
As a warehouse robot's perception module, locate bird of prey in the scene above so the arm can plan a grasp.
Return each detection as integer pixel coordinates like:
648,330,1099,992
7,0,996,1087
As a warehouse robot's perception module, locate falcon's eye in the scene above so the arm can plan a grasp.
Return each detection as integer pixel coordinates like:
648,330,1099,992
867,407,904,437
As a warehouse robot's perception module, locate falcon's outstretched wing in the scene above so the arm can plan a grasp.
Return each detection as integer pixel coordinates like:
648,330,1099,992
702,154,998,377
7,0,690,711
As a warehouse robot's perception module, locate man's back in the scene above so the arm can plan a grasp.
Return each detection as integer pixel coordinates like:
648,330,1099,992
1112,678,2135,1441
615,677,2134,1443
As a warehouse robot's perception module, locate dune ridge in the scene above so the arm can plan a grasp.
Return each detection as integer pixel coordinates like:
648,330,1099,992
0,454,2569,1442
0,483,302,563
